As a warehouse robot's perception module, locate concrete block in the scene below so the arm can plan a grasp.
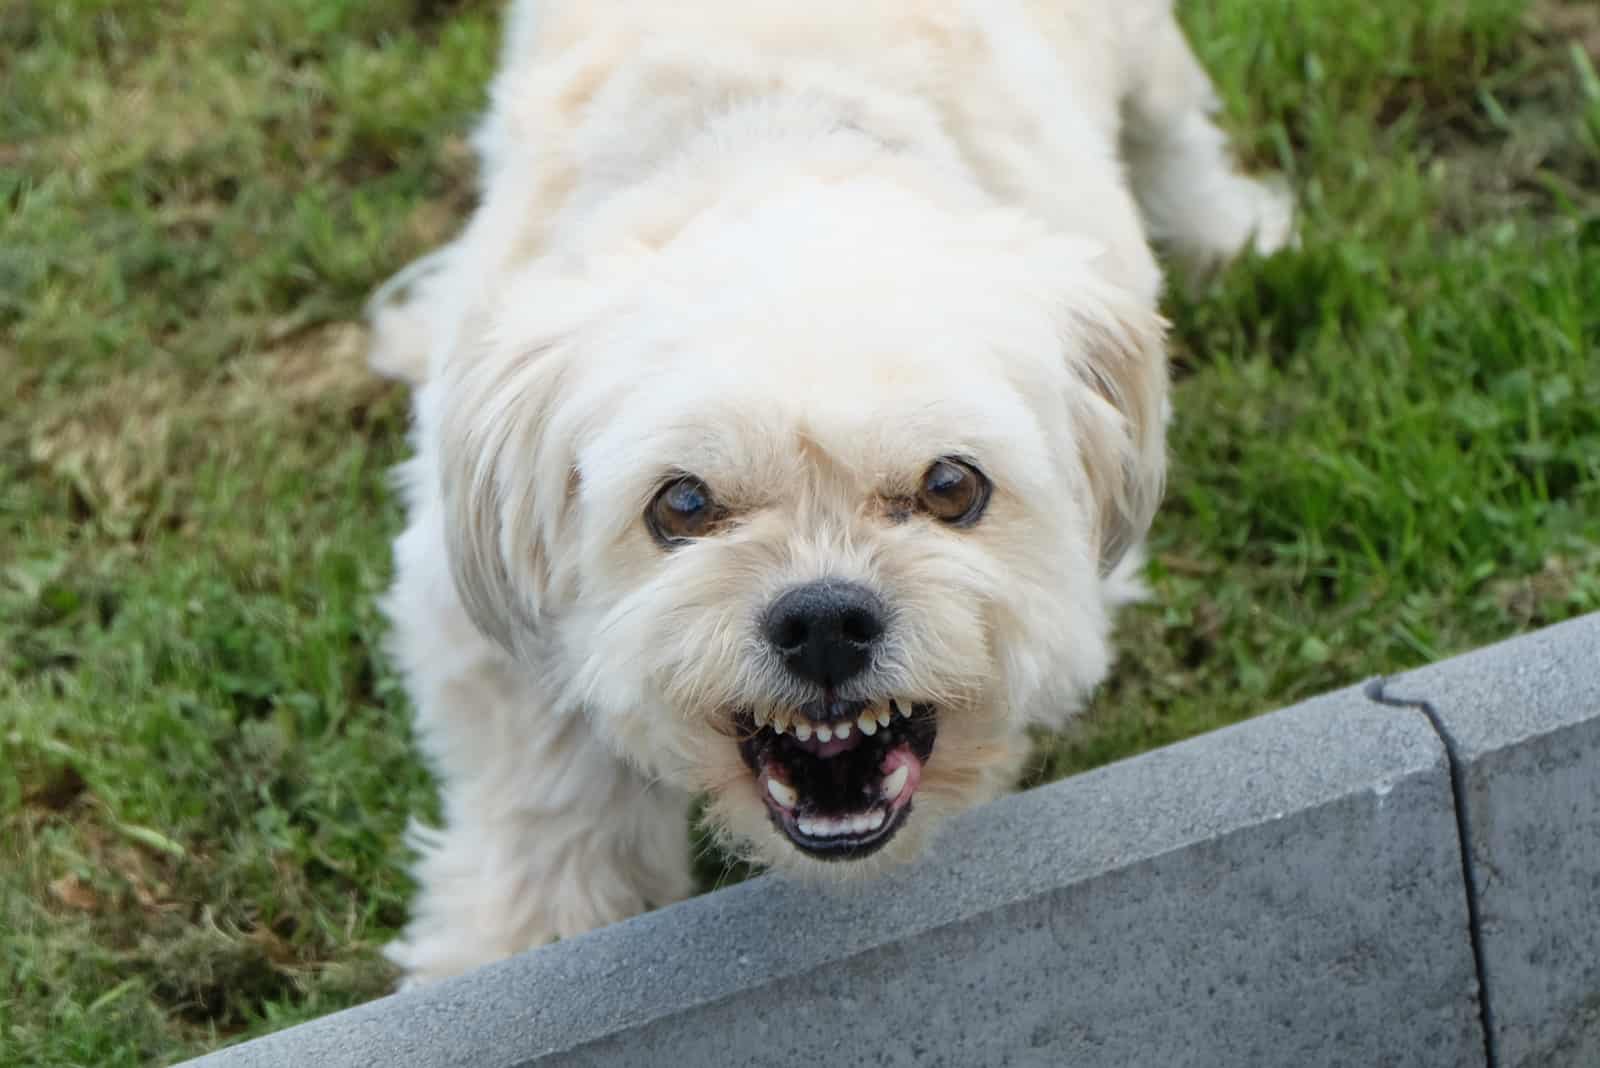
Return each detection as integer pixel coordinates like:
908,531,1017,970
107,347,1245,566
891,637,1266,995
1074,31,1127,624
182,683,1483,1068
1380,613,1600,1068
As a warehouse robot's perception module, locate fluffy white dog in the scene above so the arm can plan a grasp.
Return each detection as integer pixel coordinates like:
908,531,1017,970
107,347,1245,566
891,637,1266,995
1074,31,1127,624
367,0,1291,985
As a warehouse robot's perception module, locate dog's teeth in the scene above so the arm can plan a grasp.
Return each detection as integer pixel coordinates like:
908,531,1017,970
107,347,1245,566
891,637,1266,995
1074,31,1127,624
795,809,887,839
766,778,798,809
816,723,832,742
893,700,911,719
857,711,877,736
773,711,791,736
834,720,851,740
876,706,891,728
794,720,813,741
791,808,887,840
882,764,910,801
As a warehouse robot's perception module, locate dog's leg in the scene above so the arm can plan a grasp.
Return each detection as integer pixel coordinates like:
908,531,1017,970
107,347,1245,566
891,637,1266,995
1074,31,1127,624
1120,7,1294,277
381,512,694,987
364,244,458,386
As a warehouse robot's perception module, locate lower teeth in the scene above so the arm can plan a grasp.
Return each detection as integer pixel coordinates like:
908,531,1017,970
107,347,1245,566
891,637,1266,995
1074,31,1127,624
766,777,799,808
796,808,887,838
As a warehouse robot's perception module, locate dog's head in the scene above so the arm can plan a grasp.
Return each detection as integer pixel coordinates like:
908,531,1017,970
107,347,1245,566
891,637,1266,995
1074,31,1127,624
431,176,1165,873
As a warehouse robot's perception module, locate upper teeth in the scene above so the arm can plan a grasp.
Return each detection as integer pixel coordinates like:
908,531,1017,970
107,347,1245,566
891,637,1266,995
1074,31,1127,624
796,808,887,839
761,701,912,738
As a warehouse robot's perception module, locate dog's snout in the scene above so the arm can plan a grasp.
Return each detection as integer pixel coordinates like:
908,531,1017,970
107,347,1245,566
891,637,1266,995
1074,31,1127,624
764,581,885,688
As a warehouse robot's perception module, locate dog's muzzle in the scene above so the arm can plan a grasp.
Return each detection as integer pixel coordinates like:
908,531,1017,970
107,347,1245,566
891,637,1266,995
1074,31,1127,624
736,698,938,860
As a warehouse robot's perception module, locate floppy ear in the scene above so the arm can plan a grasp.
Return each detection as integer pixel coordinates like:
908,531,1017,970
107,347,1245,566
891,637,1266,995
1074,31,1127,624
1062,286,1170,575
435,332,578,655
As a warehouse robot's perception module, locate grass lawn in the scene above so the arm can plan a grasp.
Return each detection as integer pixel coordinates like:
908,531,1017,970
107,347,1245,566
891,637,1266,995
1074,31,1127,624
3,0,1597,1063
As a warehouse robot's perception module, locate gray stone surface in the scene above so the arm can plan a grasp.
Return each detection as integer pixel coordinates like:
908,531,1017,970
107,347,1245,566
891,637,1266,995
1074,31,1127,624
183,684,1484,1068
1381,613,1600,1068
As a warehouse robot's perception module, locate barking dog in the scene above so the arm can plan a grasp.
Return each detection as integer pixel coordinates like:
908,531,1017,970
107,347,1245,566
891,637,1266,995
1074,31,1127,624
368,0,1291,985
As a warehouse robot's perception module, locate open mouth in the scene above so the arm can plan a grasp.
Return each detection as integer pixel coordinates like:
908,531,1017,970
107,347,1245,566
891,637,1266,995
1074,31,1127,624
736,699,937,860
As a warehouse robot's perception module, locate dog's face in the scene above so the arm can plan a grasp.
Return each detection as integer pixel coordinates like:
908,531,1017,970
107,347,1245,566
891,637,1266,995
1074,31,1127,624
434,178,1165,874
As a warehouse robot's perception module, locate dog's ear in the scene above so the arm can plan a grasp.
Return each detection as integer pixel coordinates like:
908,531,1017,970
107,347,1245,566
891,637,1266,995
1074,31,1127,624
435,330,578,654
1061,283,1169,575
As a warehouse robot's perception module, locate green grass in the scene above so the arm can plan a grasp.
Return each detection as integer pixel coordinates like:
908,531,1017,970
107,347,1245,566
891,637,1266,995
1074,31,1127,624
3,0,1597,1063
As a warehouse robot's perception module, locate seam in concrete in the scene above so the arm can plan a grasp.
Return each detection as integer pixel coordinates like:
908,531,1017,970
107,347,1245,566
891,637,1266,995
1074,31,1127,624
1365,677,1500,1068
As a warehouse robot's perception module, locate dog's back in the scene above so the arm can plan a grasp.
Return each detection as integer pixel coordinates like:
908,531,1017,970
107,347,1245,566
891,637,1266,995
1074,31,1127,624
368,0,1164,387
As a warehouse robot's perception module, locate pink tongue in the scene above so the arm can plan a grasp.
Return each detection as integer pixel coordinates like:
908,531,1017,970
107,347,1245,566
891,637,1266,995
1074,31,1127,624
795,729,866,758
810,736,859,758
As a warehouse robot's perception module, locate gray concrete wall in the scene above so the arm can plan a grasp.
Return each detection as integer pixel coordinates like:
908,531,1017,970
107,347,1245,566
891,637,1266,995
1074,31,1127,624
1377,613,1600,1068
181,613,1600,1068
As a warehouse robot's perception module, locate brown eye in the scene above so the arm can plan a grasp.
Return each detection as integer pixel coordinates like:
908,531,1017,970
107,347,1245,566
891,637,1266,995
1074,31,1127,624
648,475,718,546
918,458,990,526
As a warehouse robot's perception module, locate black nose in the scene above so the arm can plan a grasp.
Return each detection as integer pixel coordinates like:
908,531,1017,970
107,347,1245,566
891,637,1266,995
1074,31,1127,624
763,581,886,689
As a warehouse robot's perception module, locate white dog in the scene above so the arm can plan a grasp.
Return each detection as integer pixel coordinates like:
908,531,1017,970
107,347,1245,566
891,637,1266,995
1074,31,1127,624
367,0,1291,985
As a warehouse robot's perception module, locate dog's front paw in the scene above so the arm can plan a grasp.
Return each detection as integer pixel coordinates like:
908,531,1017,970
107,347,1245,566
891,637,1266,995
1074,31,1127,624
383,910,536,990
382,810,695,990
379,821,570,989
384,928,528,991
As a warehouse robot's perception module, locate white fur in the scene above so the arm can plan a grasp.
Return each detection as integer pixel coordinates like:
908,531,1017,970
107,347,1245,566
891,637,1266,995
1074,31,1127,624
370,0,1290,986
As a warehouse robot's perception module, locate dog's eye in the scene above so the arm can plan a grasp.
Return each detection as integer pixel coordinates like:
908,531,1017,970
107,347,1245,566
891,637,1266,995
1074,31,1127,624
918,458,990,526
648,475,718,546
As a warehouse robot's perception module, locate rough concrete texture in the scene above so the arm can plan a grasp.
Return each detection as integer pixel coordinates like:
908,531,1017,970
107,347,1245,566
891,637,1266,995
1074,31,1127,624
183,685,1485,1068
1381,612,1600,1068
